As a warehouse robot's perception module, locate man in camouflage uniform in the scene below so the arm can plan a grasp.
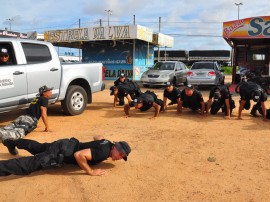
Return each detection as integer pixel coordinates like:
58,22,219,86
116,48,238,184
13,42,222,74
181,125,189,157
0,85,53,154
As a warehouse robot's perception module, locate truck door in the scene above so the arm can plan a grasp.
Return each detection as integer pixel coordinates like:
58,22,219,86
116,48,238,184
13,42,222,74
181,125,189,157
21,42,61,101
0,42,28,113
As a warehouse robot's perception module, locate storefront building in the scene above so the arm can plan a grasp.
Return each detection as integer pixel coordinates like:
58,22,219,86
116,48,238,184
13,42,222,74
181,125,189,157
44,25,173,80
223,16,270,83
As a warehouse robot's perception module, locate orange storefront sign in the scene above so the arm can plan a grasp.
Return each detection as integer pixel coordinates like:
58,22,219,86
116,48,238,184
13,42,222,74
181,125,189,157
223,16,270,38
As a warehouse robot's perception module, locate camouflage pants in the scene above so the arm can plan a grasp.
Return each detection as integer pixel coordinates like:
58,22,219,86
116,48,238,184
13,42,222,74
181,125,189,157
0,115,37,141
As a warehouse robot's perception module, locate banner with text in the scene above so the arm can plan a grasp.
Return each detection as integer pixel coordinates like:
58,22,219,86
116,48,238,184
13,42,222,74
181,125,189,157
223,16,270,38
44,25,153,43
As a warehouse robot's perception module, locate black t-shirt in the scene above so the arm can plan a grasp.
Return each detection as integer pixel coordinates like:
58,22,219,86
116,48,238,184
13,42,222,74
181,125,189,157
114,78,130,87
239,81,267,102
209,85,230,102
180,90,204,107
64,139,113,165
129,92,155,111
117,81,139,97
27,96,49,120
163,87,181,101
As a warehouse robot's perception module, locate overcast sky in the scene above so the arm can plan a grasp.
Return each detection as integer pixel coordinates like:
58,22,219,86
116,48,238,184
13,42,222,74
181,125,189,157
1,0,269,52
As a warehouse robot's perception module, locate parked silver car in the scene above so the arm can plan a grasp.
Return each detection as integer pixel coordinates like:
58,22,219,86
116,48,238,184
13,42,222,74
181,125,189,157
187,61,225,86
140,61,188,87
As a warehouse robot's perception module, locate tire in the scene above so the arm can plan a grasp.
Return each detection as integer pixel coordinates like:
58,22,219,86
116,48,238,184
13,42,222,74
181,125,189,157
61,85,88,116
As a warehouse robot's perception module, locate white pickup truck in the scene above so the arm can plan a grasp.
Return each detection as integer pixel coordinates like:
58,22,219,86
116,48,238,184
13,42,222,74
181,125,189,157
0,38,105,115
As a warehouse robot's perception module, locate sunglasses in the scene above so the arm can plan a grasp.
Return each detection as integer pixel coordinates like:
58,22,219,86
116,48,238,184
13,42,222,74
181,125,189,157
0,54,8,58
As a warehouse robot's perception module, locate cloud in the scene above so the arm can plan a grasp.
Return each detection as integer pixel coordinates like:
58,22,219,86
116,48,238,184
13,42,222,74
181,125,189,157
1,0,269,50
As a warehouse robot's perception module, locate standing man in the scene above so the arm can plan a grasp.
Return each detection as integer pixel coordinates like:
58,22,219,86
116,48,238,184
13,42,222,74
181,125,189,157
237,81,267,120
0,48,12,65
0,136,131,176
163,81,181,112
206,85,235,119
178,84,206,115
124,91,164,119
0,85,53,149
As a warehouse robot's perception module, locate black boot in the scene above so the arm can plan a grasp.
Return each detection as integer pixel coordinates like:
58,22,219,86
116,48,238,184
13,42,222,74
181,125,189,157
250,107,259,117
2,139,18,155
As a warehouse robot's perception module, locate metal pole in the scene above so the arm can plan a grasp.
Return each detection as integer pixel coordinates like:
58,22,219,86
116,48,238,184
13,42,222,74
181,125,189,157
6,18,14,31
235,3,243,20
158,17,161,62
105,10,112,26
133,15,136,25
79,19,81,62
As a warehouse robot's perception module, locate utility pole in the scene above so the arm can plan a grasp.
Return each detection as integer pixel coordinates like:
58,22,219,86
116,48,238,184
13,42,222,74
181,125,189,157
105,9,112,26
158,17,161,62
235,2,243,20
133,15,136,25
79,19,81,62
6,18,14,31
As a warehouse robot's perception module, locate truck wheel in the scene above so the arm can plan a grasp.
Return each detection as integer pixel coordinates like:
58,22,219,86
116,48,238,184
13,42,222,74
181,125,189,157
61,85,87,116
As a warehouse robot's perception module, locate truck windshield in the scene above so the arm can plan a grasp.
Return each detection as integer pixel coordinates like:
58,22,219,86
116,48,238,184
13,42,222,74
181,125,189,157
192,63,214,70
151,62,175,70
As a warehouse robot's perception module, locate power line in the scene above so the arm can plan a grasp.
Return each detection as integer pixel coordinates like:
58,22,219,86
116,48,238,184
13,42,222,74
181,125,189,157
167,34,223,37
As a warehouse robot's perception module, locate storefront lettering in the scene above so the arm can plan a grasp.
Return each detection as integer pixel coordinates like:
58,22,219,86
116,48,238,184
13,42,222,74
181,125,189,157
223,20,244,37
248,17,270,36
105,69,133,78
46,28,89,42
109,26,130,39
93,27,105,39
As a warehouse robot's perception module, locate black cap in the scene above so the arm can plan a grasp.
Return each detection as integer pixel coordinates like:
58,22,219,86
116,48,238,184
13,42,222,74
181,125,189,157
120,73,125,78
110,86,117,96
165,81,172,87
0,48,8,56
115,141,131,161
38,85,53,95
185,84,194,89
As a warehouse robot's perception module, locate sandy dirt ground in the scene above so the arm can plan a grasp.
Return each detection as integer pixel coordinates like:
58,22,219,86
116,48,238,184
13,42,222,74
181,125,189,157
1,76,270,202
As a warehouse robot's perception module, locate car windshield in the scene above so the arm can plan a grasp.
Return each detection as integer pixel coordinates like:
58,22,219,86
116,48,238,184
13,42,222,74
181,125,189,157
151,62,175,70
191,63,214,70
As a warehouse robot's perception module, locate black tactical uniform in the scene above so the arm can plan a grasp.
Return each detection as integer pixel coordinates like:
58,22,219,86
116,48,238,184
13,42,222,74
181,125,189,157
112,73,131,105
117,81,142,100
110,81,141,105
238,81,267,116
129,91,164,111
209,85,235,115
163,86,181,105
0,139,114,176
114,74,130,87
180,89,204,111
